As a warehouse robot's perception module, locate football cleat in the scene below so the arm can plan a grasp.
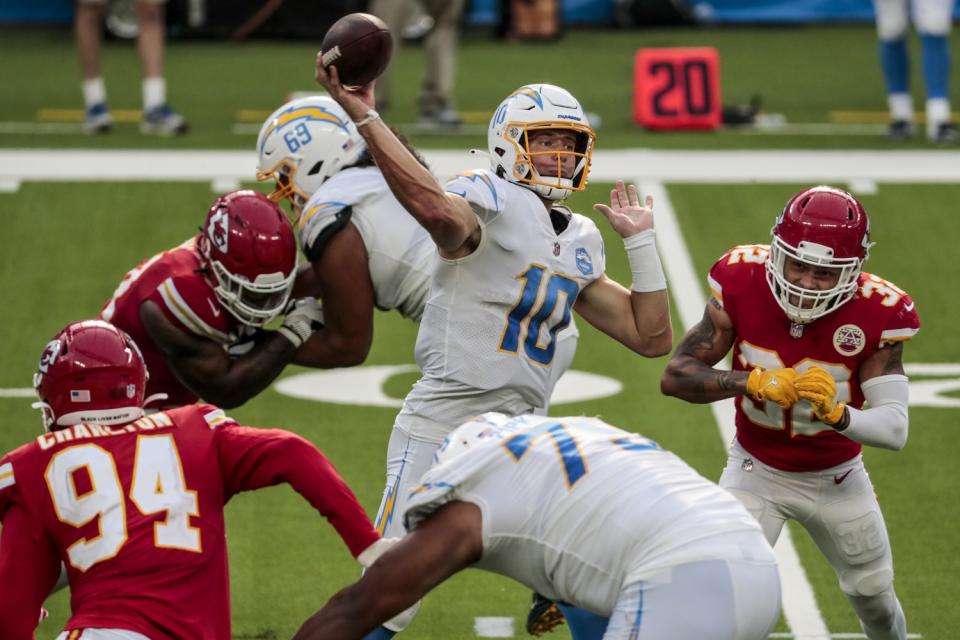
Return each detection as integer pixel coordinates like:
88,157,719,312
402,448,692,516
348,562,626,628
83,102,113,134
886,119,914,141
526,592,565,636
932,122,958,146
141,104,189,136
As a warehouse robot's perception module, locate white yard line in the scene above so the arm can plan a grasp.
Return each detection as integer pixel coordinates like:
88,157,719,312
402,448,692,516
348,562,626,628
644,180,831,640
3,149,960,187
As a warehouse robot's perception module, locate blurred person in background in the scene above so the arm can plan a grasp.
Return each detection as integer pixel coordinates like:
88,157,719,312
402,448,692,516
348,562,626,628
874,0,957,143
370,0,465,127
75,0,188,135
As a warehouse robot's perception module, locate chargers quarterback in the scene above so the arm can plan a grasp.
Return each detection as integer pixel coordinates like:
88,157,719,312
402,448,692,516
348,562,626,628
315,62,673,638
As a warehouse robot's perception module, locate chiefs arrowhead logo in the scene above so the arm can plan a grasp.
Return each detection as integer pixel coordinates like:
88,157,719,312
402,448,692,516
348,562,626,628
38,339,61,374
833,324,865,357
208,208,229,254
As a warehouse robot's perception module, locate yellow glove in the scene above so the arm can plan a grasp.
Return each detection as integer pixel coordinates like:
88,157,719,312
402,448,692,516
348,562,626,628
795,366,846,425
746,367,798,409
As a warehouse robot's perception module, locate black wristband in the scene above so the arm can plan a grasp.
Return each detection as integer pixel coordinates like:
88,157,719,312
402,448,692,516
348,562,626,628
832,406,851,432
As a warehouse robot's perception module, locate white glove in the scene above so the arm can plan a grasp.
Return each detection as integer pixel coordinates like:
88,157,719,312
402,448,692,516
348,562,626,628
357,537,401,568
356,538,421,631
277,297,324,348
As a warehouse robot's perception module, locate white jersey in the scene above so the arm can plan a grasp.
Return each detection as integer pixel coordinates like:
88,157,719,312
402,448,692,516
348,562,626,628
298,166,436,321
398,170,601,440
404,415,767,616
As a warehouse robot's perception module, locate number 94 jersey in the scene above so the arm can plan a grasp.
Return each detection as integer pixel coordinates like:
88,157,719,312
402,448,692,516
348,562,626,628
399,170,604,441
708,245,920,472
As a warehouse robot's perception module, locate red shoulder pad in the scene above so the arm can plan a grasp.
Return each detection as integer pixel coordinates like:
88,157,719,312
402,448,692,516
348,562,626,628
146,274,236,344
707,245,770,310
859,273,920,345
0,444,34,517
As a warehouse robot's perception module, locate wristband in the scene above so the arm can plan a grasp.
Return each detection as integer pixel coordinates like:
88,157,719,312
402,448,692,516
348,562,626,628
623,229,667,292
354,109,380,129
277,324,310,348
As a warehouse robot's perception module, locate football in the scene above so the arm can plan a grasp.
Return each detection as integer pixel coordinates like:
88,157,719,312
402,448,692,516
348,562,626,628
319,13,393,87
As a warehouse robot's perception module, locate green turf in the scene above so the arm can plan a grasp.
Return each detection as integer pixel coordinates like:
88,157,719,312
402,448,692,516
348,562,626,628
2,25,960,150
3,20,960,638
6,179,958,637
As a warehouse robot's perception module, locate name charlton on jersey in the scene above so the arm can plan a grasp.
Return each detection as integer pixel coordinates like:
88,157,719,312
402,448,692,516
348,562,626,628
35,412,174,450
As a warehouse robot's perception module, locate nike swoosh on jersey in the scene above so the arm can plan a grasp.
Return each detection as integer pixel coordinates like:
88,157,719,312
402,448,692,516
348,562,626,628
834,469,853,484
208,298,222,317
903,302,915,312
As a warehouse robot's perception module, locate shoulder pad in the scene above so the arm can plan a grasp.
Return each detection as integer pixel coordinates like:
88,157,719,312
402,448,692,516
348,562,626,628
445,169,505,217
859,273,921,344
299,203,353,262
708,245,769,308
152,276,235,343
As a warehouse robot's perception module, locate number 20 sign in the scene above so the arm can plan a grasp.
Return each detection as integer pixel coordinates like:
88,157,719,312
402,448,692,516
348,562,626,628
633,47,722,130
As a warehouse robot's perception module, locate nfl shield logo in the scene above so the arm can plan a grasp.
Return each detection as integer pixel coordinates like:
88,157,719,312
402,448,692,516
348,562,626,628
575,247,593,275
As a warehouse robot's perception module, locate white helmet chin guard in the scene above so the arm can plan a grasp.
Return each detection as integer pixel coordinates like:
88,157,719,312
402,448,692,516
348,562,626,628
255,95,367,216
433,412,520,466
488,84,596,201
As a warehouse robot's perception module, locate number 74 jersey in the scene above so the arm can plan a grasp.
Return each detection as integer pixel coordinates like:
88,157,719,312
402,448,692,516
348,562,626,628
708,245,920,472
400,170,604,437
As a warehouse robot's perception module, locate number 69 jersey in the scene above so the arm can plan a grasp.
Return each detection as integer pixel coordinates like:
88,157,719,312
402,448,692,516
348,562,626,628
708,245,921,472
398,169,604,441
0,405,379,640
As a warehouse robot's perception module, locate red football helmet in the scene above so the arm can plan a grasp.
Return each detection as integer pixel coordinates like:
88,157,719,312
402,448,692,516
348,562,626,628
33,320,148,432
197,190,298,327
766,185,873,323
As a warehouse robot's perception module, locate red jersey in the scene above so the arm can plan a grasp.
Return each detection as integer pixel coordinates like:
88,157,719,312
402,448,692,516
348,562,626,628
708,244,920,472
0,404,379,640
99,238,239,407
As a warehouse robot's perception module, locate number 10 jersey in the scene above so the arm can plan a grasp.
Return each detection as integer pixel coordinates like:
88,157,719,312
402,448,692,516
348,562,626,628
397,170,604,442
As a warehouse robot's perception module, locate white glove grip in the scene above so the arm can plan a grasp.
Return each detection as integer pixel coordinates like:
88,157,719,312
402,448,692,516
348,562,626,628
277,323,313,349
623,229,667,292
357,537,401,568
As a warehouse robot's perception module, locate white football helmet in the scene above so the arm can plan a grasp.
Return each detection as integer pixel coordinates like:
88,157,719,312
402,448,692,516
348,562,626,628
488,84,596,201
256,95,367,215
433,412,520,466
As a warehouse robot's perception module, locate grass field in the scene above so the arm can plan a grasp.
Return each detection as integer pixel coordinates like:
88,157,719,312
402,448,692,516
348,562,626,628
2,20,960,640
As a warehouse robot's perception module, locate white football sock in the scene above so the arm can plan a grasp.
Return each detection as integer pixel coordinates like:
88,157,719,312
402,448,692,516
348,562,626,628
143,77,166,112
926,97,950,135
887,93,914,122
82,77,107,108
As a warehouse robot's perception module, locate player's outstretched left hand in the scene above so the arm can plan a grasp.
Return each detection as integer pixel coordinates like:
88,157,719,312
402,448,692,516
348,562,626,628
795,366,845,425
746,367,798,409
593,180,654,239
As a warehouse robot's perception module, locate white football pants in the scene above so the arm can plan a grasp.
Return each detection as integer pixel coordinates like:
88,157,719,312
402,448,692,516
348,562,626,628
721,440,907,640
